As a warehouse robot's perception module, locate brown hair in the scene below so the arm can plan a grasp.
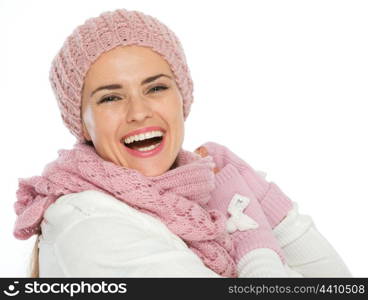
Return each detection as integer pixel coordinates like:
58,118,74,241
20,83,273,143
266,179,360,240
28,234,40,278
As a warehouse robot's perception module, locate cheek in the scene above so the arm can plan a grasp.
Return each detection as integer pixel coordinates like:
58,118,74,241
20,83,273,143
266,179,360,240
99,111,122,134
165,92,184,117
164,98,185,139
84,107,122,139
158,95,184,123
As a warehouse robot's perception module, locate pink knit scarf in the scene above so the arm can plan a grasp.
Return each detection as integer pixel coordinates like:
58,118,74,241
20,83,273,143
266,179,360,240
14,142,238,277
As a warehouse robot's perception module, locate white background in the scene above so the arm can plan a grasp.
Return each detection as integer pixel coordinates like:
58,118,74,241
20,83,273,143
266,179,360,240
1,0,367,277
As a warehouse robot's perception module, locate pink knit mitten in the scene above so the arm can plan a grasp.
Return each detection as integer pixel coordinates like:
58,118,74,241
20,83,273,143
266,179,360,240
200,142,293,229
206,162,290,276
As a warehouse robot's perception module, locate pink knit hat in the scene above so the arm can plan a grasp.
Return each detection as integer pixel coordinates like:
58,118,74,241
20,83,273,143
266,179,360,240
49,8,194,142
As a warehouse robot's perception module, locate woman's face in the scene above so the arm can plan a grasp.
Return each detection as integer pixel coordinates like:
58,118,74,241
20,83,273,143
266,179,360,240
81,45,185,177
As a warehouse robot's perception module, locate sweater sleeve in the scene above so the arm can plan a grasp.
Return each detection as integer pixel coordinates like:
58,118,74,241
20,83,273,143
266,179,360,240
200,142,351,277
40,190,221,277
273,202,352,277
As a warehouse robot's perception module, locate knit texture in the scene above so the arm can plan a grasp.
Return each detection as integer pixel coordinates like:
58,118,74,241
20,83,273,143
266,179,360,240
49,8,194,142
202,141,293,229
207,163,286,265
14,142,237,277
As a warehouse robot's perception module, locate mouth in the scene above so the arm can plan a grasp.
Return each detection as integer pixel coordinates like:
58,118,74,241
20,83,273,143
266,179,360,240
123,135,164,151
121,130,166,158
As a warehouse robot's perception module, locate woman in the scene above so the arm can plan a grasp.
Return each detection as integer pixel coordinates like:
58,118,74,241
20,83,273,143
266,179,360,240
14,8,351,278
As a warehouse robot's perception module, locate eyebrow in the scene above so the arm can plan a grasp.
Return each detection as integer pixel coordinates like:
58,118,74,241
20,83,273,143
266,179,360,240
90,73,172,97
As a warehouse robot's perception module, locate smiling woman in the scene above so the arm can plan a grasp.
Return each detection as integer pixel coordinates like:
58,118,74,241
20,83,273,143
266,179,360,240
13,8,351,278
80,45,185,176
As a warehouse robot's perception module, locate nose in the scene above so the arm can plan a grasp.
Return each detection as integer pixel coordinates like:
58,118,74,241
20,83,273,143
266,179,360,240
126,94,153,123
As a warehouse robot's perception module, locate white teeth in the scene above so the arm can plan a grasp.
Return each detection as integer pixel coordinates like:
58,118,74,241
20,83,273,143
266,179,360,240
124,130,164,144
136,142,161,152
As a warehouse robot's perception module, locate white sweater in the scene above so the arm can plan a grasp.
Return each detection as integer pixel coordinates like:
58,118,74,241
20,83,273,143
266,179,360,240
38,190,351,277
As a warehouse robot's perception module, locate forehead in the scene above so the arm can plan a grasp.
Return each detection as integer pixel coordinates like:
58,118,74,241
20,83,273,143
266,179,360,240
84,45,172,84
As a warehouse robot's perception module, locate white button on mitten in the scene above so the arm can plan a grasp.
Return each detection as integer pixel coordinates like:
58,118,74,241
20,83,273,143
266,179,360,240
226,193,259,233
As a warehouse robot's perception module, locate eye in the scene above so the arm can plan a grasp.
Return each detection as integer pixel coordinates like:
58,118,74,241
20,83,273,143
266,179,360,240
98,95,121,104
148,85,168,94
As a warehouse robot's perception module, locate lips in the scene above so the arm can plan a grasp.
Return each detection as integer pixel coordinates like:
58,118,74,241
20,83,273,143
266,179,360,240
122,132,166,158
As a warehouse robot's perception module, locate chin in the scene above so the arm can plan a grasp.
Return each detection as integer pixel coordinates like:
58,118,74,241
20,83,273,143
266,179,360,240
129,156,177,177
138,165,167,177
